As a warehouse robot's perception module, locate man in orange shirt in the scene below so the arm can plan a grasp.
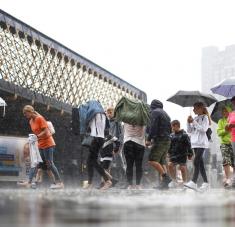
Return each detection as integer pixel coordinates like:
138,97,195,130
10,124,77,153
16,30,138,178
23,105,64,189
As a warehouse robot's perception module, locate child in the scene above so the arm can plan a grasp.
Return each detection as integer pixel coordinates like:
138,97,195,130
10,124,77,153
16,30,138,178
168,120,193,188
99,107,122,188
17,139,43,188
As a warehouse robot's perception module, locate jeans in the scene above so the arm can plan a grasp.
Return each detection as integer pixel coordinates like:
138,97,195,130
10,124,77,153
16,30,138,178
28,167,37,183
39,146,62,182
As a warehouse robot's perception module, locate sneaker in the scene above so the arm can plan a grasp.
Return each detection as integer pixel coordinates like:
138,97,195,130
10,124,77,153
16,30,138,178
135,185,142,190
100,180,112,190
199,182,209,192
127,185,135,189
111,178,118,187
168,180,177,189
83,184,93,190
50,182,64,189
184,180,197,190
158,174,172,190
31,182,37,189
224,179,231,188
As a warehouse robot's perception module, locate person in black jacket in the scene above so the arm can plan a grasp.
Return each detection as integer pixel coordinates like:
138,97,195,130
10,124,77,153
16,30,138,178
99,107,122,188
146,99,172,189
168,120,193,188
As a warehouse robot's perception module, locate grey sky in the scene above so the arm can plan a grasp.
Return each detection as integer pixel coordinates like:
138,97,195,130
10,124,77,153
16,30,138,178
1,0,235,126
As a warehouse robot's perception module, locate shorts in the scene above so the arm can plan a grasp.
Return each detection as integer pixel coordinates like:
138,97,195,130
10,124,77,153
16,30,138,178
220,143,234,167
169,155,187,166
149,139,170,165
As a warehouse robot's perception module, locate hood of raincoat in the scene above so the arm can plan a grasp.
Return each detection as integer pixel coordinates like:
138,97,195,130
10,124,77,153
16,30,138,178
150,99,163,110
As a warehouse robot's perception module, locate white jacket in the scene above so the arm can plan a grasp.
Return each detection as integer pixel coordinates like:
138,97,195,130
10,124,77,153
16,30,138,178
187,114,209,149
28,135,43,168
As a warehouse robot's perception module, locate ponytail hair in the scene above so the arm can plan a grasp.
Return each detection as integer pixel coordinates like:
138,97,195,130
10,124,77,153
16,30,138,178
202,106,212,126
193,102,212,125
23,105,39,115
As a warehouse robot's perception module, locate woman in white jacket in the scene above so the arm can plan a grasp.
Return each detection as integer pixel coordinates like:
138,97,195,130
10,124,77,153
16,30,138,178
184,102,210,191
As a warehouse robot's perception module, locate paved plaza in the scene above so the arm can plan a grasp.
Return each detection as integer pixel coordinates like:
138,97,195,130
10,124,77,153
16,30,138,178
0,188,235,227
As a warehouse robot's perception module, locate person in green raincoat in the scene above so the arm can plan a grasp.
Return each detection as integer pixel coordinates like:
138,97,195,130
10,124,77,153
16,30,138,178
217,105,233,188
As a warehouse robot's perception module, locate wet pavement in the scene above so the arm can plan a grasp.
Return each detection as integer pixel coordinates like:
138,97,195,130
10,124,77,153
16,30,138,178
0,188,235,227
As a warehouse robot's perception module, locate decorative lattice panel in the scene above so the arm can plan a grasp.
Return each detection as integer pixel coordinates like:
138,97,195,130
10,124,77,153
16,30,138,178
0,10,147,110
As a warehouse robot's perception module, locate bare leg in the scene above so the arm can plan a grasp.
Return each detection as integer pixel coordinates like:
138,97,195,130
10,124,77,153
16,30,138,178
47,170,56,184
179,165,187,183
148,161,165,175
168,162,176,180
35,169,43,183
224,165,231,179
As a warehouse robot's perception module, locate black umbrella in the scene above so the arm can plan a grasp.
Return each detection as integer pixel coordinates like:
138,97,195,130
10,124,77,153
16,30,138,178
211,99,233,123
166,90,217,107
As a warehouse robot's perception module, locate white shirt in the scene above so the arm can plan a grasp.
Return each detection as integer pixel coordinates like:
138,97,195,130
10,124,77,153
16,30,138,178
89,113,106,138
187,114,209,149
123,123,146,146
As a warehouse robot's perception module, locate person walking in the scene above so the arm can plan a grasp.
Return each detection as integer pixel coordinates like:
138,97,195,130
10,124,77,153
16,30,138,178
23,105,64,189
146,99,172,189
99,107,122,188
168,120,193,188
85,113,113,190
123,123,145,189
184,102,210,191
217,106,233,188
225,96,235,188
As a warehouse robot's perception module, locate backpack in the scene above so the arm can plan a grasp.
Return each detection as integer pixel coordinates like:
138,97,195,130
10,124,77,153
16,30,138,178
47,121,55,135
206,128,212,141
202,116,212,141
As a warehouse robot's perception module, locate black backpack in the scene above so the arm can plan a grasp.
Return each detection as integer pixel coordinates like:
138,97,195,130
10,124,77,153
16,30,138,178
206,128,212,141
202,116,212,141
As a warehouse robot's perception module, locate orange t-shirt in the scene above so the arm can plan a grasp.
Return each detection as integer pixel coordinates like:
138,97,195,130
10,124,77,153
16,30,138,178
29,115,55,149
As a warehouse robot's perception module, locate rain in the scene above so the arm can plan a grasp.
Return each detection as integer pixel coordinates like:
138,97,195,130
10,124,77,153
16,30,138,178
1,1,235,227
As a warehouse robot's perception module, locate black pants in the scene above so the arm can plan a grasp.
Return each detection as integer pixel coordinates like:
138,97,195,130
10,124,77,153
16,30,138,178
100,160,112,170
124,141,145,185
87,137,109,184
192,148,208,183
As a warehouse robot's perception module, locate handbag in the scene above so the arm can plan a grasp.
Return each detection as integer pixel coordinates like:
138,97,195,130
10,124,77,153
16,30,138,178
81,135,94,148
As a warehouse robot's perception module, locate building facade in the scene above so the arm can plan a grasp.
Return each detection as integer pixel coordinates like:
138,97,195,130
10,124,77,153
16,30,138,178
201,45,235,174
0,9,147,185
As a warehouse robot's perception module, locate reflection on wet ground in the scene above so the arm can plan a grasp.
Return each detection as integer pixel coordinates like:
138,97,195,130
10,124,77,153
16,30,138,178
0,188,235,227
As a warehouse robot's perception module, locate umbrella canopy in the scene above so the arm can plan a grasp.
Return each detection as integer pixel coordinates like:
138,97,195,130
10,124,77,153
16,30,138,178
211,99,233,123
211,77,235,97
166,90,217,107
